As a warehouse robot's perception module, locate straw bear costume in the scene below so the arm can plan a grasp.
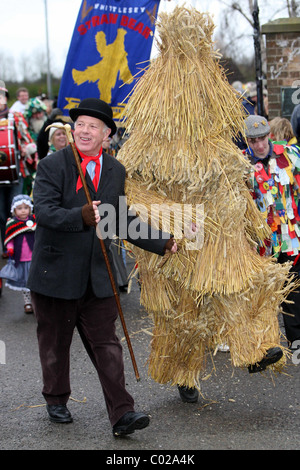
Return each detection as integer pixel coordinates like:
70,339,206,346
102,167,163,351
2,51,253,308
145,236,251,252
117,6,294,388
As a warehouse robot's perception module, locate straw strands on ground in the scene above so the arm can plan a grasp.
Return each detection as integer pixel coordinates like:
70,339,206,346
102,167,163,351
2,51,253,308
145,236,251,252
117,6,295,387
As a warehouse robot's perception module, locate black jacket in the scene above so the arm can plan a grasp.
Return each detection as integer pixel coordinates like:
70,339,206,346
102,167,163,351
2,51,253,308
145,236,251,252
27,145,168,299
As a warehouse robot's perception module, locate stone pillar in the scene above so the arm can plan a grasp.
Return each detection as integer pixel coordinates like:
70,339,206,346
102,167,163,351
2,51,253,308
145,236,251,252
261,17,300,120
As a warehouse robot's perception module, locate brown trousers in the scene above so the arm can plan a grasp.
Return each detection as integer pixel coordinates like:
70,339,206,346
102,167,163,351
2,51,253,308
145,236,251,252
31,284,134,426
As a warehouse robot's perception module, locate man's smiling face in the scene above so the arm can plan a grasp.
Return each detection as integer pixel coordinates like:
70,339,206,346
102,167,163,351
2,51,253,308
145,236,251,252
74,115,110,155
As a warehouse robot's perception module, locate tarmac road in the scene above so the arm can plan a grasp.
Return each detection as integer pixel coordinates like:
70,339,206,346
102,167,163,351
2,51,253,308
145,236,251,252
0,254,300,453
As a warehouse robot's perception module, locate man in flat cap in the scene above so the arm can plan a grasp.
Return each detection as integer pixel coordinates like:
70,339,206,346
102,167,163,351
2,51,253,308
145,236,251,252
28,98,177,436
243,114,300,355
243,114,271,165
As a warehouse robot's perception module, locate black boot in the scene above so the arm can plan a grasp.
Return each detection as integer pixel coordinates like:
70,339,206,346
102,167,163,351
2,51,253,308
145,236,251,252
177,385,199,403
46,404,73,423
248,347,283,373
113,411,150,437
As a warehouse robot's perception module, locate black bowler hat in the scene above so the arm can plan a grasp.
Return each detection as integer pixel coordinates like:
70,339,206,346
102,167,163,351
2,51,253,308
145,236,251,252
69,98,117,136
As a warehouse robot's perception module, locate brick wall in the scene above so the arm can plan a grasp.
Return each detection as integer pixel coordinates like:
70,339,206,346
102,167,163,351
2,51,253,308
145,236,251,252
262,18,300,120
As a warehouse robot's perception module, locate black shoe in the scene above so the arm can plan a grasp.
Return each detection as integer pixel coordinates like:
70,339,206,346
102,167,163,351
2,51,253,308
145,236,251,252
46,404,73,423
112,411,150,437
119,285,128,292
248,347,283,374
177,385,199,403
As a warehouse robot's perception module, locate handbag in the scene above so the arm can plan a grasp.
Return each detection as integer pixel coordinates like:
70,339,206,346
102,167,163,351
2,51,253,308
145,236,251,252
0,258,20,281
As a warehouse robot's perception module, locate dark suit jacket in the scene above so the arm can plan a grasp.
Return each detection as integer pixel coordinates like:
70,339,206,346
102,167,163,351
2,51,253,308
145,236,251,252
27,145,168,299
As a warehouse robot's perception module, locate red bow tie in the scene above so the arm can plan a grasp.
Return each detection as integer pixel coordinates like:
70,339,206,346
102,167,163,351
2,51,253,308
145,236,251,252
76,147,102,192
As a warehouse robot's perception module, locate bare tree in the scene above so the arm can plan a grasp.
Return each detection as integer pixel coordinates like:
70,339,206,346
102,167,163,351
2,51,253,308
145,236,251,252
34,49,49,78
16,48,51,83
18,54,38,82
0,51,17,82
215,0,299,62
287,0,300,16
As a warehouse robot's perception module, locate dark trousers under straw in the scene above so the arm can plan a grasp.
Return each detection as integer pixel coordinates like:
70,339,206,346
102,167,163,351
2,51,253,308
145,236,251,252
278,252,300,345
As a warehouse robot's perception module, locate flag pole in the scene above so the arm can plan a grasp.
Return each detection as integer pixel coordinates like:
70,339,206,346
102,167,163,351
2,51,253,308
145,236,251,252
44,0,52,99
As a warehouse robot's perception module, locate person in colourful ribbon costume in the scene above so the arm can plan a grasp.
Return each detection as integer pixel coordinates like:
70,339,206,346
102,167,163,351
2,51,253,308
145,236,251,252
243,114,300,352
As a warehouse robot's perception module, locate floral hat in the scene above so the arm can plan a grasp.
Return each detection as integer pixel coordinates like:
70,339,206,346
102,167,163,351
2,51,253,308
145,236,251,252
24,97,47,120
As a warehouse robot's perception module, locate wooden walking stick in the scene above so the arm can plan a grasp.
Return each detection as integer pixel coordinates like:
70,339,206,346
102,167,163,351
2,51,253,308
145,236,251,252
46,123,140,381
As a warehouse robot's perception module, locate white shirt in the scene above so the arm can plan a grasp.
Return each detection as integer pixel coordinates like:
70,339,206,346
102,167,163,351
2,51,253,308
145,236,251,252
86,154,103,188
10,100,27,114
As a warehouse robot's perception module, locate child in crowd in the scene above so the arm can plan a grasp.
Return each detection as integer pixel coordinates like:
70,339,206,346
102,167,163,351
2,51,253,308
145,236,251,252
3,194,36,313
269,116,295,144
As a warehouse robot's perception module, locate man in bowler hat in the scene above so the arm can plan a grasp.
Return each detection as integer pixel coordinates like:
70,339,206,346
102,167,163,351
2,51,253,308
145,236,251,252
27,98,177,436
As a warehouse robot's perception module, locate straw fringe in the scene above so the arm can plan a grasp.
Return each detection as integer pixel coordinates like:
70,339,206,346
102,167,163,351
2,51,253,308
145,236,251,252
144,260,295,386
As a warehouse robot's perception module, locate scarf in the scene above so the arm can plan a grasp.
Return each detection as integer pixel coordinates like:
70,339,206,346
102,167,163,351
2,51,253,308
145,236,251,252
4,215,36,245
76,146,102,193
